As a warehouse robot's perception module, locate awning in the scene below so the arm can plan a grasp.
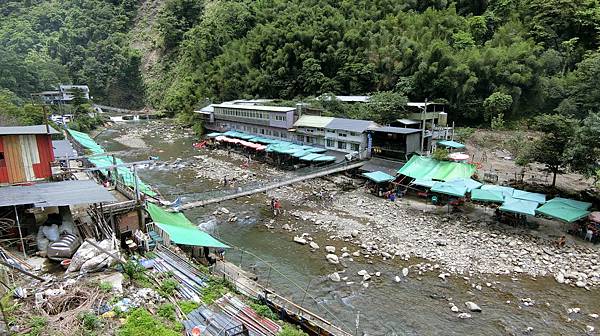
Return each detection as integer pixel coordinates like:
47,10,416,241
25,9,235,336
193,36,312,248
313,155,336,162
499,197,539,216
300,153,324,161
410,179,437,188
87,155,157,197
67,129,105,154
361,157,405,177
536,202,590,223
305,147,327,153
292,150,311,158
362,171,395,183
481,185,514,197
397,155,476,181
546,197,591,210
447,177,482,192
146,203,229,248
205,132,222,138
430,181,467,197
512,189,546,204
437,140,466,149
471,189,504,203
0,180,117,207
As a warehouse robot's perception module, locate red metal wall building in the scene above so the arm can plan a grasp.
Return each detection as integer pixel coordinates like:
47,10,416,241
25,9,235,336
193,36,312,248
0,128,56,184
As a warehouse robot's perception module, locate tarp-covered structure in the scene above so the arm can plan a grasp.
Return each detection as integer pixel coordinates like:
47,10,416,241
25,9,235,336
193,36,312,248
536,197,592,223
410,179,437,188
481,185,514,198
512,189,546,204
362,171,395,183
437,140,466,149
146,203,229,248
499,197,539,216
67,129,157,197
430,181,467,197
471,189,504,203
397,155,476,182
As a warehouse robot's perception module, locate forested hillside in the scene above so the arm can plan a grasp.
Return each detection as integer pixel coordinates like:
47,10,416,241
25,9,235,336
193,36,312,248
0,0,144,108
151,0,600,124
1,0,599,125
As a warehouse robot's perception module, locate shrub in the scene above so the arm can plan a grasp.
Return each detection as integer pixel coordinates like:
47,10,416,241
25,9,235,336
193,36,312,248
99,281,113,293
249,301,278,320
25,316,48,336
157,303,176,322
279,324,309,336
158,279,179,297
178,300,200,314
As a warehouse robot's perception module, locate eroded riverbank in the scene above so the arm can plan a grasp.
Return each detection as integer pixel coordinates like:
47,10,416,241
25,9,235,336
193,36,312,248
97,120,600,335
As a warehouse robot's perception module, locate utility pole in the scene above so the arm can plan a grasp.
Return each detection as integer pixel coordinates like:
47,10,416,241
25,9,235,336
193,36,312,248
420,98,428,154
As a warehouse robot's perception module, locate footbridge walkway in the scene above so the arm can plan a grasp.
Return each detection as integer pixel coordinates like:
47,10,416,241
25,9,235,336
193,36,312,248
179,161,365,210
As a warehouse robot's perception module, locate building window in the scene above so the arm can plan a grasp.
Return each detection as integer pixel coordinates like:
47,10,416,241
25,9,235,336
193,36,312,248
317,128,324,132
266,130,272,136
281,133,287,139
253,127,258,133
326,139,334,147
0,152,5,167
327,129,335,133
339,133,347,137
297,135,304,142
273,131,279,137
260,129,265,134
307,128,314,133
275,115,286,121
337,141,347,150
349,132,357,136
351,143,360,151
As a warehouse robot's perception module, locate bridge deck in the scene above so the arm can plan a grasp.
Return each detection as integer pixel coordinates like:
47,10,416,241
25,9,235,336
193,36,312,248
180,161,364,210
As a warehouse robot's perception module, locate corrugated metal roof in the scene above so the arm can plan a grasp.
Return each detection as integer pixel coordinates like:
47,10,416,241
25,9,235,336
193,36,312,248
371,126,421,134
213,103,295,112
360,157,404,176
52,140,77,159
326,118,378,133
0,180,116,207
396,118,421,125
0,125,60,135
335,95,370,102
293,115,334,128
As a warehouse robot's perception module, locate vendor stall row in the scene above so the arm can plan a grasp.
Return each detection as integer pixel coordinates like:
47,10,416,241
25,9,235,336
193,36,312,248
360,155,598,241
207,131,337,163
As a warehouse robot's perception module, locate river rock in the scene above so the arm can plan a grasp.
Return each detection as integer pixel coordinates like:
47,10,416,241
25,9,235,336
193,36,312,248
375,272,381,277
457,313,472,319
362,282,369,288
589,313,598,319
357,270,368,276
363,274,371,281
282,224,291,231
451,305,459,312
438,273,450,281
325,246,336,253
351,229,359,238
352,251,361,257
329,272,341,282
381,252,392,259
326,254,339,264
309,241,319,249
220,207,230,214
576,280,586,288
293,236,307,245
555,272,565,284
465,301,482,312
394,276,401,283
402,268,409,277
586,325,594,333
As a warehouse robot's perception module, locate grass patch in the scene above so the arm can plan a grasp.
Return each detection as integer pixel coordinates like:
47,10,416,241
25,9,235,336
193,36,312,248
158,279,178,297
79,310,104,335
279,324,309,336
117,308,180,336
178,300,200,314
201,278,231,305
24,316,47,336
98,281,113,293
249,301,278,321
122,260,152,288
157,303,176,322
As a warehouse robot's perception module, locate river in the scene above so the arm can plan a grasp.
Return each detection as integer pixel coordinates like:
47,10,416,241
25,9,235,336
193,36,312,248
95,120,599,336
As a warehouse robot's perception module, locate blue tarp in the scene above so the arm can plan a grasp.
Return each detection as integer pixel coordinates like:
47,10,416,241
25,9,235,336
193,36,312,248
513,189,546,204
481,185,514,197
437,140,466,149
499,197,539,216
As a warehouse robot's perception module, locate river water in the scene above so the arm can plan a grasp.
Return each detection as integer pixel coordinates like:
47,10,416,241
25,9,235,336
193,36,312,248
96,121,599,336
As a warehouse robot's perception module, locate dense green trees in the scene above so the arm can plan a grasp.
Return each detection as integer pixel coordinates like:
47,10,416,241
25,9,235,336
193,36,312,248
151,0,600,123
0,0,144,109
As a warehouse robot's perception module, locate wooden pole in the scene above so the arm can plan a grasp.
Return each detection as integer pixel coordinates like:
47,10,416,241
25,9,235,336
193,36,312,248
14,206,26,258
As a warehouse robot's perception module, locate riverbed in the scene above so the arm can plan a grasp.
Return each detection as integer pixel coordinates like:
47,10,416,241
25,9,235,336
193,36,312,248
95,120,599,336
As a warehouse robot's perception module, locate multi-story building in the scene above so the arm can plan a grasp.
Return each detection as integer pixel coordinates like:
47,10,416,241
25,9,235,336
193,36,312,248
293,115,377,159
32,85,90,105
198,103,296,140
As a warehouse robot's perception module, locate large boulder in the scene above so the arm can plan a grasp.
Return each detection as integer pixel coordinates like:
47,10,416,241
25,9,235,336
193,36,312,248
326,254,339,264
293,236,308,245
465,301,482,312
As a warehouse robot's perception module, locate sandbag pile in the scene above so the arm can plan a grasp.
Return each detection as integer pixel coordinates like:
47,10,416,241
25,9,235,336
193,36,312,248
66,238,120,274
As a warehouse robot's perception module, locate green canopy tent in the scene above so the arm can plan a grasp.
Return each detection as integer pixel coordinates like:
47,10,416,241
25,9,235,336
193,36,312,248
299,153,324,161
362,171,395,184
146,203,229,248
397,155,476,182
313,155,336,162
410,179,437,188
536,202,590,223
499,197,539,216
437,140,466,149
305,147,327,154
481,185,514,198
447,177,482,192
546,197,591,210
512,189,546,204
292,150,311,158
471,189,504,203
430,181,467,197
